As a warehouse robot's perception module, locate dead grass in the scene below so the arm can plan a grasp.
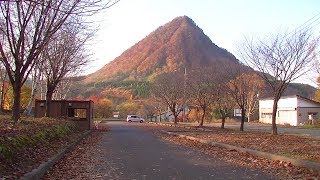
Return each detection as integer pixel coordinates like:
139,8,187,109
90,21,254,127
0,115,85,179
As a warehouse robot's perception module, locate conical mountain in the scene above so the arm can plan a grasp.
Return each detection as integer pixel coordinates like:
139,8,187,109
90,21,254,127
85,15,239,83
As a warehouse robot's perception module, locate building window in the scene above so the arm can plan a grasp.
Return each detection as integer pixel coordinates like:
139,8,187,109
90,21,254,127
234,109,242,117
261,113,272,119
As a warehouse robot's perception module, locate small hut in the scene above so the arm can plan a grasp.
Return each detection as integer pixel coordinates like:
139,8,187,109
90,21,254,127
35,100,94,130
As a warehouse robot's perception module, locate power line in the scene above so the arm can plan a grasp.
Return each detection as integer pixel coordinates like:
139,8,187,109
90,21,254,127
287,11,320,37
294,11,320,31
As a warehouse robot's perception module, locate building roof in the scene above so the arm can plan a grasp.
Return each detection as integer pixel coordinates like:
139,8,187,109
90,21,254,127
260,95,320,105
36,99,94,103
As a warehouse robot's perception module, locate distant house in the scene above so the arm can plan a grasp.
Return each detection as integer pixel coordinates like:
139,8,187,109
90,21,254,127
152,106,191,122
259,95,320,126
113,111,120,118
233,108,242,117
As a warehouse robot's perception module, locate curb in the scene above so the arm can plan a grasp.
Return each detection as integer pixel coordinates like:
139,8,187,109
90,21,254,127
21,130,92,180
161,130,320,172
148,122,213,132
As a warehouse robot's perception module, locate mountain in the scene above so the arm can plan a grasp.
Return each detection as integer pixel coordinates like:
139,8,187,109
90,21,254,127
85,15,239,83
72,16,316,100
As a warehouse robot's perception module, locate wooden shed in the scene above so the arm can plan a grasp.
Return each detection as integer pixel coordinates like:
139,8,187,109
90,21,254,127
35,100,94,130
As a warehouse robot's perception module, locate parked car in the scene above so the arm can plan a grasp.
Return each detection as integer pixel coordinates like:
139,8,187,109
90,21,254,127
126,115,145,123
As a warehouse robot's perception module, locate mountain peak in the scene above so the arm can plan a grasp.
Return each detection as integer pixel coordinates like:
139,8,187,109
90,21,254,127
172,15,195,25
85,16,239,83
157,15,198,34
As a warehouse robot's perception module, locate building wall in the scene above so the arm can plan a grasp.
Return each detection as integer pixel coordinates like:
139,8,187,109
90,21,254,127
259,97,298,109
35,100,94,130
259,98,298,126
277,110,297,126
298,99,320,108
259,96,320,126
297,107,320,125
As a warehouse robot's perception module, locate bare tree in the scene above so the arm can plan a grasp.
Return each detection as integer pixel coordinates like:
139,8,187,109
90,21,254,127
187,66,219,126
227,64,264,131
214,84,235,129
227,70,247,131
244,74,265,122
41,25,90,117
23,66,41,116
0,64,8,112
240,30,319,134
0,0,119,123
142,96,166,122
152,70,186,124
52,77,72,100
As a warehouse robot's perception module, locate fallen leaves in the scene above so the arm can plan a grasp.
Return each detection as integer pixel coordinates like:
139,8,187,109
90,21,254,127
143,123,320,179
2,119,319,179
43,122,111,179
0,116,86,179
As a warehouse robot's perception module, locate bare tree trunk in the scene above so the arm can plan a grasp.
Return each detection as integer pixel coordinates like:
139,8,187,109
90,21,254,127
199,106,205,127
12,81,21,123
0,79,5,112
240,107,245,131
45,90,54,117
221,117,226,129
24,70,40,116
174,114,178,124
221,115,226,129
170,104,178,124
271,96,279,135
24,88,36,116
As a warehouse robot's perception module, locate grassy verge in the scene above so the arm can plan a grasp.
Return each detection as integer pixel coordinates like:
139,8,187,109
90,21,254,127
0,120,78,160
0,116,85,178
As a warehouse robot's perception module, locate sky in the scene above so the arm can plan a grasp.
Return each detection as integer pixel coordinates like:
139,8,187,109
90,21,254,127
86,0,320,85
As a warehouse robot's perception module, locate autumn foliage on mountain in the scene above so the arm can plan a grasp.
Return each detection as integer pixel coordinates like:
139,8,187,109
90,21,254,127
85,16,238,83
70,16,316,103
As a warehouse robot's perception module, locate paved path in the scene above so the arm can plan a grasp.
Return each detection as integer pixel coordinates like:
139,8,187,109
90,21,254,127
95,122,275,179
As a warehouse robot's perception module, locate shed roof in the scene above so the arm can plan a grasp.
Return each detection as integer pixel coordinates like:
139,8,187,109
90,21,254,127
259,95,320,105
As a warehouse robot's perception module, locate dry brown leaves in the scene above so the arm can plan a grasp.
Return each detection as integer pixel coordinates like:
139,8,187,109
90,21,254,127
173,127,320,162
142,123,320,179
0,131,83,179
42,122,111,180
0,116,86,179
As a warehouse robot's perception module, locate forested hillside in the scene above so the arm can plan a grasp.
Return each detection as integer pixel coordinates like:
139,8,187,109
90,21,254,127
69,16,316,105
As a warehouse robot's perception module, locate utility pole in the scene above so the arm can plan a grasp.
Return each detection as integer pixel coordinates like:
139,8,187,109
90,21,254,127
183,67,187,121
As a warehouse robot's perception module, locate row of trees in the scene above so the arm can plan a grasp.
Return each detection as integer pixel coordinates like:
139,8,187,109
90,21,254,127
151,63,264,131
151,29,319,135
0,0,119,123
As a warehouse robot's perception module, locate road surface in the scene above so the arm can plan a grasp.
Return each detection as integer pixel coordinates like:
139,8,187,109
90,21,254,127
92,121,275,179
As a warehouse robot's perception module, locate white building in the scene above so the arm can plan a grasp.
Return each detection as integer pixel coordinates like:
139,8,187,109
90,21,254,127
259,95,320,126
152,106,190,122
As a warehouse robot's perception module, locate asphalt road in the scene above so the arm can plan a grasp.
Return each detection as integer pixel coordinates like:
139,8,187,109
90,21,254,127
98,122,275,180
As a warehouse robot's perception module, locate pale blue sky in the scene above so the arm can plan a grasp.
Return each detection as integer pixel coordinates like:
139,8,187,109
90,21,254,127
87,0,320,84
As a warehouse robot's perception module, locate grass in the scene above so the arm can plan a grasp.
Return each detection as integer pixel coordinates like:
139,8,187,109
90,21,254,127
302,123,320,129
0,115,81,160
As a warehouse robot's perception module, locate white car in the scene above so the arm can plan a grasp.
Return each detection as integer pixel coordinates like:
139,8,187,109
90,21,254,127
126,115,145,123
